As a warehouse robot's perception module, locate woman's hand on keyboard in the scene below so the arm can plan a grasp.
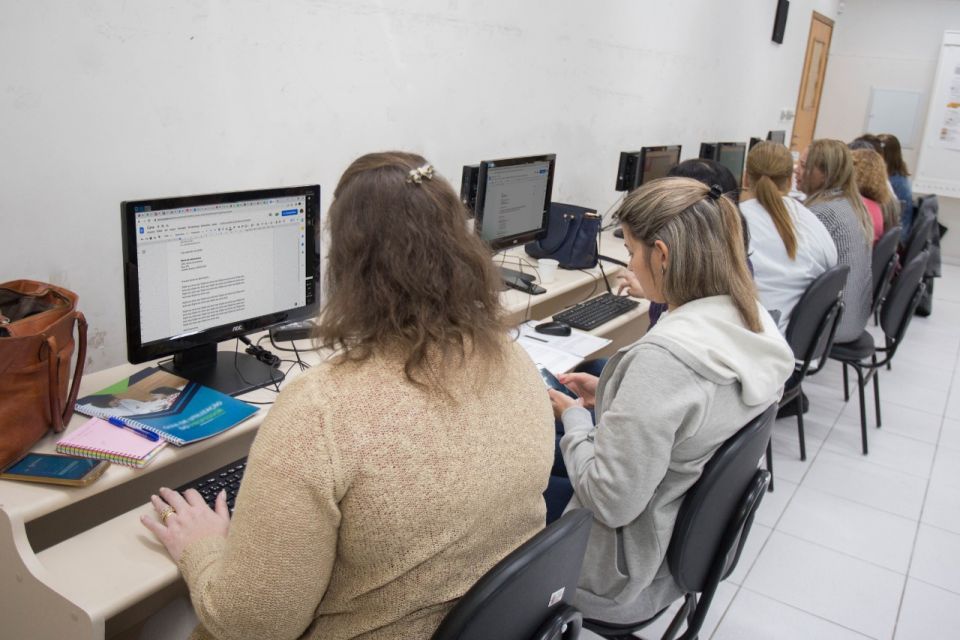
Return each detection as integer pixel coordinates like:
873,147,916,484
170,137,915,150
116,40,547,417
615,271,645,299
558,372,598,409
141,486,231,563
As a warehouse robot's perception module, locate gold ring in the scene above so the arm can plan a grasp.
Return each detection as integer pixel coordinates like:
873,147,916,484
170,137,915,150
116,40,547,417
159,506,176,524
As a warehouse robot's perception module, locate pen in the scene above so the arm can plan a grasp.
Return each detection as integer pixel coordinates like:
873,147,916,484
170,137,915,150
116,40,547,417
526,335,549,343
107,416,160,441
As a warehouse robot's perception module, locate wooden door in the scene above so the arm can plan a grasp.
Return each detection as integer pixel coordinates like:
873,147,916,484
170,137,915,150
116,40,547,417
791,12,834,152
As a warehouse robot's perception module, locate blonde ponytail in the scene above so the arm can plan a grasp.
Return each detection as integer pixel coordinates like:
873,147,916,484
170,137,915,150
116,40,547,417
746,141,797,259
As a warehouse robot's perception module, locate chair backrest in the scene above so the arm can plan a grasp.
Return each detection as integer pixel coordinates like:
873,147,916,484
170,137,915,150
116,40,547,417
667,403,777,593
871,226,901,314
904,212,934,266
880,250,930,349
431,509,593,640
785,265,849,374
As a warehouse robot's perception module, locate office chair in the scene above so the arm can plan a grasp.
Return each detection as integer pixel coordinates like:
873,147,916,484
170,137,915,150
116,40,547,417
830,251,930,454
431,509,593,640
871,226,901,322
764,265,848,490
584,404,777,640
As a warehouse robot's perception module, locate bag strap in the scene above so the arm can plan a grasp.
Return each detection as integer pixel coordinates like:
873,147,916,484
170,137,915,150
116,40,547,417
45,311,87,433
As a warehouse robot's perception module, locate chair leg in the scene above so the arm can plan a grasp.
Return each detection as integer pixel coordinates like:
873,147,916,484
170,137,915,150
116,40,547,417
766,439,774,493
872,355,882,429
796,395,806,461
856,367,869,455
842,363,850,401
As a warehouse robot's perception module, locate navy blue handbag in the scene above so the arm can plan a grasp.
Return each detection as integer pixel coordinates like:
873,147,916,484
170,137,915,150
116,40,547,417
524,203,600,270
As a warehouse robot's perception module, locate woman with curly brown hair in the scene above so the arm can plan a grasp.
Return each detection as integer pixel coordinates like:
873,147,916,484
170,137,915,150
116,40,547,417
142,152,555,640
851,147,899,241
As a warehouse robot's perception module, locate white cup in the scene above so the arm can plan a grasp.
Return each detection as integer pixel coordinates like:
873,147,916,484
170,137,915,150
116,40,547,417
538,259,559,284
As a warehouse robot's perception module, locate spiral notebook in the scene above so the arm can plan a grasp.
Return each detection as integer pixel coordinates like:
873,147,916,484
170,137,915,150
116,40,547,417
56,418,167,468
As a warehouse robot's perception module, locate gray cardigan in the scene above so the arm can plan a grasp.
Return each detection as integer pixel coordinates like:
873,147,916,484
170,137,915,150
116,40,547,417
558,297,792,623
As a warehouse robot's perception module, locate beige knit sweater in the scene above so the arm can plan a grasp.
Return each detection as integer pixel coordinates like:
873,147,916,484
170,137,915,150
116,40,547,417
178,339,554,640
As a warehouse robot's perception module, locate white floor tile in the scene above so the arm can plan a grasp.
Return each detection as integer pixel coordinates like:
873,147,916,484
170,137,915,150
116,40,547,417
803,450,929,520
839,399,944,444
946,388,960,420
726,524,772,586
870,376,949,416
712,589,873,640
896,578,960,639
754,478,798,528
777,487,917,573
929,447,960,492
922,481,960,536
910,524,960,594
938,417,960,451
822,423,936,479
629,581,736,640
766,440,817,485
744,532,905,639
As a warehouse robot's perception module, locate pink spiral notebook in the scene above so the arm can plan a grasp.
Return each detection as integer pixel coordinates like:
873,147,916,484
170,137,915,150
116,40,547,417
56,418,166,468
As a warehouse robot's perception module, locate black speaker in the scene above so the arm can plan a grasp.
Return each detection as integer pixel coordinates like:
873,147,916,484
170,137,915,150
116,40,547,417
772,0,789,44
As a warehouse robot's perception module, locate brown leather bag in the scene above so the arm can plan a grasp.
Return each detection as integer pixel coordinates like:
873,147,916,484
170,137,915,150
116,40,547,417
0,280,87,468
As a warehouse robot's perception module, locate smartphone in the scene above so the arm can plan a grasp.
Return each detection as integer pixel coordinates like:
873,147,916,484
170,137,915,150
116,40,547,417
538,366,578,399
0,453,109,487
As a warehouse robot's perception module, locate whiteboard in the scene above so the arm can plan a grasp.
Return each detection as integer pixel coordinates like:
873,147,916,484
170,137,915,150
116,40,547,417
866,88,923,149
914,30,960,197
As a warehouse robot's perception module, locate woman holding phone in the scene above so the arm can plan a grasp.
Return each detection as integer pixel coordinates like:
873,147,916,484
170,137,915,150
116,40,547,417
545,177,793,624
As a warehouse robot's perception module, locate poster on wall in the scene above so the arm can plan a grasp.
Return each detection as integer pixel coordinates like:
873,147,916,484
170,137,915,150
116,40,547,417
937,64,960,151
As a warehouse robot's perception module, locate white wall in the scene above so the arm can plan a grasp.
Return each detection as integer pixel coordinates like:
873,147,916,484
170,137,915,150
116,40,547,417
0,0,838,372
818,0,960,261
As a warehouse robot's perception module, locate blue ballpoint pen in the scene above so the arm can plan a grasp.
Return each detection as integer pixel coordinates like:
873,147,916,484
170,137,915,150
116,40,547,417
107,416,160,441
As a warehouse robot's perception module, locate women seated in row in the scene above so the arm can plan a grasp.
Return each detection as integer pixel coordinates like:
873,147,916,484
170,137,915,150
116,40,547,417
546,177,794,624
741,141,837,332
142,152,555,640
851,148,899,242
796,139,874,343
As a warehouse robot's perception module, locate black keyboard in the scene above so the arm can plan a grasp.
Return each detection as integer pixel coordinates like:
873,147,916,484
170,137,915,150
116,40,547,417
552,293,640,331
177,457,247,513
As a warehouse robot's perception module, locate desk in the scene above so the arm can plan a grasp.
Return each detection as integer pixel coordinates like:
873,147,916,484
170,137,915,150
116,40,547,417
0,229,648,639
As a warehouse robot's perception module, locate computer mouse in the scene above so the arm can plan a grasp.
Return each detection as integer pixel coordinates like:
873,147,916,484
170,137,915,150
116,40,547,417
613,227,624,239
535,321,572,337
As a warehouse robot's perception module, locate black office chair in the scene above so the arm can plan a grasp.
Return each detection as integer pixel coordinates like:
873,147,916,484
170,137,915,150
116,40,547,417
431,509,593,640
584,404,777,640
871,226,901,322
764,265,848,489
830,251,930,454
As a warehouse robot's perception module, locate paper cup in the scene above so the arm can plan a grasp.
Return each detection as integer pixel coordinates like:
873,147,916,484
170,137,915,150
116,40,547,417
539,259,559,284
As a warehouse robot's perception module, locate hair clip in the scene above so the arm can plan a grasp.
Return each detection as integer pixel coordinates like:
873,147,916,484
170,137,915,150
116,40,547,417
707,184,723,201
407,164,435,184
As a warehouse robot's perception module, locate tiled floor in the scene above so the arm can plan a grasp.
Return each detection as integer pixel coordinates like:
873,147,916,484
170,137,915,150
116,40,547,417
582,263,960,640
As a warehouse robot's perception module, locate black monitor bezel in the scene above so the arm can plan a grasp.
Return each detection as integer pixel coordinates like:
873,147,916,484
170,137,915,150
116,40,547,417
749,136,763,150
700,142,747,187
474,154,556,252
767,130,787,144
121,184,321,365
638,145,682,186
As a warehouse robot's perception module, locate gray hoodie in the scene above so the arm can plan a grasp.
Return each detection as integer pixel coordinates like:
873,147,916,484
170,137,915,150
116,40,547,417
559,295,794,623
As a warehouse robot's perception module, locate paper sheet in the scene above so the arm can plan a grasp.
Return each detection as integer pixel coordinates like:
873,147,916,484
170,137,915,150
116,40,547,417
513,322,612,372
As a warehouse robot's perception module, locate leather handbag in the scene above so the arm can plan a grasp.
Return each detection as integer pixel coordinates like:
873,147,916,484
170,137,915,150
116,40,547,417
524,202,601,270
0,280,87,469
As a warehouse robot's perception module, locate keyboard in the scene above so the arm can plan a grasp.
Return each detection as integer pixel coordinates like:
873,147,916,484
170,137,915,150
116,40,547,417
552,293,640,331
177,457,247,513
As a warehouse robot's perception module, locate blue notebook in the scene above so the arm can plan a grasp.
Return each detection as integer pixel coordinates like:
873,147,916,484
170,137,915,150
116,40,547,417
75,367,258,446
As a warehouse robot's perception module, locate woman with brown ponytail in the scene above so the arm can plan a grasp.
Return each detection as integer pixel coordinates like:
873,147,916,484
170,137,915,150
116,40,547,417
545,177,794,624
741,141,837,332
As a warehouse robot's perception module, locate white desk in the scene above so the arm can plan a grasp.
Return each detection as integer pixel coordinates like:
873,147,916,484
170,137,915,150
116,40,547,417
0,229,649,639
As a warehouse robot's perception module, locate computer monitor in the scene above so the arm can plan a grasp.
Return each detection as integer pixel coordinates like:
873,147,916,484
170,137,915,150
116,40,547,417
699,142,747,187
470,154,556,252
122,185,321,395
749,137,763,151
767,130,786,145
616,146,682,192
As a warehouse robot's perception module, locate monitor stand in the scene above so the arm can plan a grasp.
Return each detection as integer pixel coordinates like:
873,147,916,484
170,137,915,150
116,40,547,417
159,343,285,396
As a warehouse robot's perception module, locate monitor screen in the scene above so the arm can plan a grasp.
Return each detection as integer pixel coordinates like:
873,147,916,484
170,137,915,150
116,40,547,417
639,146,682,185
767,130,786,144
474,154,555,251
716,143,746,187
122,185,321,395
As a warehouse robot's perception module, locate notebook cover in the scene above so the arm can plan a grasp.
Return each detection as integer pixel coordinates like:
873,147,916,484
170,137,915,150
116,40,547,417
56,417,166,468
75,367,259,446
